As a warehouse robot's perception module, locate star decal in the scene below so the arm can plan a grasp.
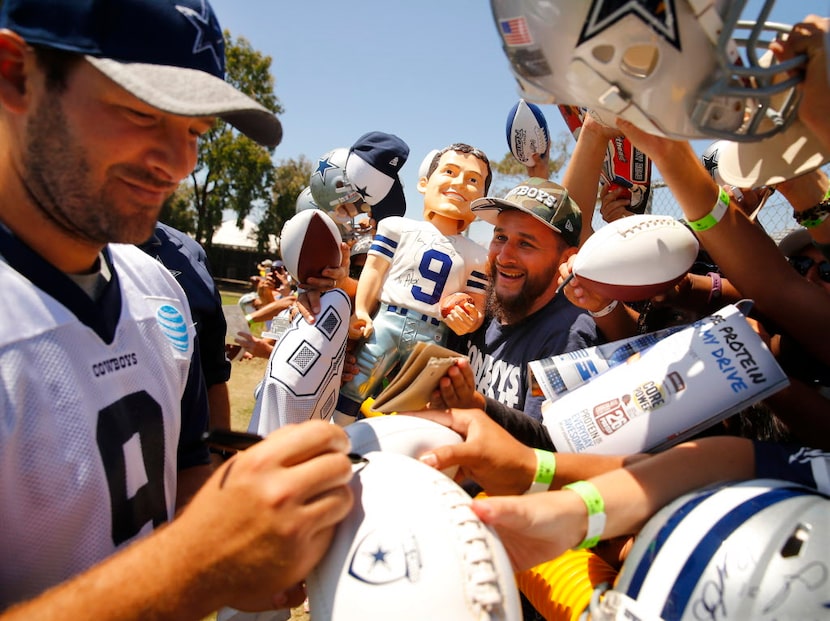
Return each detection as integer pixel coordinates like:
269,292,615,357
578,0,681,51
313,155,338,182
176,0,224,73
702,148,719,178
369,546,390,568
355,185,372,202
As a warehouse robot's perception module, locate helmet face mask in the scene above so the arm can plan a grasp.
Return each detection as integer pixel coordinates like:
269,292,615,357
298,183,357,242
490,0,805,141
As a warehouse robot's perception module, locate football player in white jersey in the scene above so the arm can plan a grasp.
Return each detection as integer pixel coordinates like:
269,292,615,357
0,1,354,619
335,143,491,423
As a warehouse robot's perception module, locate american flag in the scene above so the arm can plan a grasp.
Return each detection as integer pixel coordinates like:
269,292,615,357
499,17,532,46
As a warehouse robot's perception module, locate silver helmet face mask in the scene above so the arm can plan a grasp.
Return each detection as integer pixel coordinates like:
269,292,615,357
489,0,805,141
297,185,357,242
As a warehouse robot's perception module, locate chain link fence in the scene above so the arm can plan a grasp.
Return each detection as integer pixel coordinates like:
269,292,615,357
589,163,830,245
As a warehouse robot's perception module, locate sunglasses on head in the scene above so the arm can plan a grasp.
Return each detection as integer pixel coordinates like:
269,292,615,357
788,255,830,283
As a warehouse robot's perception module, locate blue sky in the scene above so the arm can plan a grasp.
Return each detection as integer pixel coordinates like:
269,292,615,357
209,1,824,242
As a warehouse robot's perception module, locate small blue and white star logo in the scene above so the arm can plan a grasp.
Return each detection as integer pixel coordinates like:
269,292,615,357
313,154,339,182
176,0,224,73
348,529,421,585
578,0,681,50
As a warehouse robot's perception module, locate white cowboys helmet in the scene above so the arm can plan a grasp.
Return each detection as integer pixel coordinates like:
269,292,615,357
489,0,806,142
585,479,830,621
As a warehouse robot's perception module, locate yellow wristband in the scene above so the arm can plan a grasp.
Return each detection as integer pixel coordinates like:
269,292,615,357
524,449,556,494
687,188,730,232
563,480,606,549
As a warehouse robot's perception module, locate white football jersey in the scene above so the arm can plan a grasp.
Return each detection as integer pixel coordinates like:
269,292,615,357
0,242,194,608
370,217,488,318
248,289,351,432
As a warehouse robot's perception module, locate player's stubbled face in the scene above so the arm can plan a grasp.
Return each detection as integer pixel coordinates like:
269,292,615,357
22,61,212,245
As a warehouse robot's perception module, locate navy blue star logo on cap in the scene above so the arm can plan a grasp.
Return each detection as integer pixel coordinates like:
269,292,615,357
578,0,680,50
176,0,224,73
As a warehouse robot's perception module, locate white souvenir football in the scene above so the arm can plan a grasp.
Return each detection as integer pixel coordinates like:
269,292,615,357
573,215,699,301
279,208,342,284
346,415,463,478
306,451,522,621
506,99,550,166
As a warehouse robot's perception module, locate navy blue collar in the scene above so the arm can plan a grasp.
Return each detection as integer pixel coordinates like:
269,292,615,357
0,224,122,343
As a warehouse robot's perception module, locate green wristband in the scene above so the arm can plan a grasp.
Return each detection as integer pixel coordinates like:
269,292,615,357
563,480,606,549
794,187,830,229
688,188,730,232
524,449,556,494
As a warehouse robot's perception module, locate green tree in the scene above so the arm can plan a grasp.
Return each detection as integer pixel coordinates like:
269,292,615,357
489,132,572,196
159,186,198,235
184,31,282,249
256,156,315,250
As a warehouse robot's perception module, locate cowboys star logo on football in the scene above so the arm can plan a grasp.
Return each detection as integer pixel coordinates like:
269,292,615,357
579,0,681,50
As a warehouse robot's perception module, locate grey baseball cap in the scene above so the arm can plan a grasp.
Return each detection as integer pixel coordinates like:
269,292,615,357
471,177,582,247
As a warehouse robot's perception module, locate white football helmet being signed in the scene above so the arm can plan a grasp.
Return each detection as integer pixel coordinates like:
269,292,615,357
489,0,805,141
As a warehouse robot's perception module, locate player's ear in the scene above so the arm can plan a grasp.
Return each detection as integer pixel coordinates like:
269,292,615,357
416,175,429,195
560,245,578,262
0,30,32,113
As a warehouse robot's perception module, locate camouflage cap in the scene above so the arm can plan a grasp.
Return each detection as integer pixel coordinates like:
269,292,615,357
471,177,582,247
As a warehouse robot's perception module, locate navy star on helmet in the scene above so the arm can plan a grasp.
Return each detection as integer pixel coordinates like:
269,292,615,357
0,0,282,147
579,0,680,49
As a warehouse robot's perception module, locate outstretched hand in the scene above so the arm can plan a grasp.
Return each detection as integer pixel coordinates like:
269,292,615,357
406,407,537,496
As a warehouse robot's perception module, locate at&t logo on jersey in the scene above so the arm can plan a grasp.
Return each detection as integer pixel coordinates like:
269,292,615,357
155,304,189,353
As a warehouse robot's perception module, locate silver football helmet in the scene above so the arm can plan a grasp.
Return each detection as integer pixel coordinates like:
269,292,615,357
296,185,356,242
489,0,805,141
586,479,829,621
309,147,362,212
